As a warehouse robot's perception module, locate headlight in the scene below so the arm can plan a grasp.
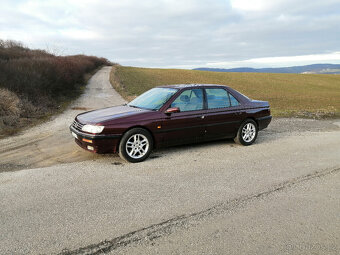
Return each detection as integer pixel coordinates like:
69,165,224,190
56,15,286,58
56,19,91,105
81,125,104,134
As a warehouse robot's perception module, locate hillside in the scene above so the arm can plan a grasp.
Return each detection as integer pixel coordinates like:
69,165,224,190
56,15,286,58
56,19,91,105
194,64,340,74
111,66,340,118
0,39,110,136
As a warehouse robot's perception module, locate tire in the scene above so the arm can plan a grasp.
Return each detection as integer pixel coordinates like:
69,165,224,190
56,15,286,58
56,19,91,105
119,128,153,163
234,119,258,146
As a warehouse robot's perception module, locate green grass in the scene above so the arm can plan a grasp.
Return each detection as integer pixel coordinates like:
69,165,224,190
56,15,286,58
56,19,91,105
111,66,340,118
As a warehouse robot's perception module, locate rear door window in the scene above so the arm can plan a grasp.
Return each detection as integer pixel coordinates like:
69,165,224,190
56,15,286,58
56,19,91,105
206,88,230,109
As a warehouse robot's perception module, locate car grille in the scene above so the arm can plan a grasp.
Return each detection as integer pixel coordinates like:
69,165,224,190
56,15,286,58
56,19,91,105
72,120,84,131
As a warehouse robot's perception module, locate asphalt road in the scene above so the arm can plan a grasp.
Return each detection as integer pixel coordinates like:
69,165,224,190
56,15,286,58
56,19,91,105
0,67,339,254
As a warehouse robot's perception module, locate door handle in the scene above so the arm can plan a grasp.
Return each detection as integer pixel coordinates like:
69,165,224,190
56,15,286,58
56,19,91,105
199,115,205,119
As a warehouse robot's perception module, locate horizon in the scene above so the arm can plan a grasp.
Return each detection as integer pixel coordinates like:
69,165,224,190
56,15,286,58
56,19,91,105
128,62,340,70
3,38,340,71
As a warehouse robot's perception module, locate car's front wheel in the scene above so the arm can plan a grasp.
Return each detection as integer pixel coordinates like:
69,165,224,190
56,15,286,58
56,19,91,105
119,128,153,163
234,119,258,146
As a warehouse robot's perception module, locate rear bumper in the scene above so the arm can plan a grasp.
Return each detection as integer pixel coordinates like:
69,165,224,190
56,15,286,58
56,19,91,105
256,115,272,130
69,125,121,153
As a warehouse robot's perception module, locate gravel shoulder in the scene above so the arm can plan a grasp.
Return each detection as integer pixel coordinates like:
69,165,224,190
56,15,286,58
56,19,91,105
0,67,339,254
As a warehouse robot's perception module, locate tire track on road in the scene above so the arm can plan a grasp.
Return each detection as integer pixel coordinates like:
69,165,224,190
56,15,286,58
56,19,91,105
59,166,340,255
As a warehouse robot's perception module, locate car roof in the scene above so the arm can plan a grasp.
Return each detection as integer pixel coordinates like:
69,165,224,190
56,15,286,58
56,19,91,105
158,84,231,89
157,84,251,104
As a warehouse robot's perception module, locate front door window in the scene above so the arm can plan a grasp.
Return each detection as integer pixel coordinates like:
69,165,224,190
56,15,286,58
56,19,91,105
171,89,204,112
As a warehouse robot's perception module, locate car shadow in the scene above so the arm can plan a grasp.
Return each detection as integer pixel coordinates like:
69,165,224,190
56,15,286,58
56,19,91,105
149,129,284,160
151,138,236,158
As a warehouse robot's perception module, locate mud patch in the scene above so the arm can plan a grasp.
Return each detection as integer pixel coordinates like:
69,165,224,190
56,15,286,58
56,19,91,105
71,107,92,111
0,163,29,172
112,162,123,166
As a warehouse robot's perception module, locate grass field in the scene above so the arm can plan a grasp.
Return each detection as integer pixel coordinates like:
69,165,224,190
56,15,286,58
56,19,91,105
111,66,340,118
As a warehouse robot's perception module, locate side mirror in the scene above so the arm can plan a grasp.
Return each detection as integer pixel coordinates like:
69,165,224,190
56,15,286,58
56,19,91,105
165,107,180,114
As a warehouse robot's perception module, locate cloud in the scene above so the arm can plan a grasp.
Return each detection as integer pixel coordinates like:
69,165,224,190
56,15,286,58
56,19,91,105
0,0,339,68
59,29,101,40
230,0,278,12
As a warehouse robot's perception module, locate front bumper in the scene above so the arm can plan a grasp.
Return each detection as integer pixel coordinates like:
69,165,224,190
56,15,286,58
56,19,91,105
69,125,121,153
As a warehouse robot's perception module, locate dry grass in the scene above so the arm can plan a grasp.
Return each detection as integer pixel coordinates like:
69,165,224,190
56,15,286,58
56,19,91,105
0,88,20,127
112,66,340,118
0,88,22,135
0,88,20,116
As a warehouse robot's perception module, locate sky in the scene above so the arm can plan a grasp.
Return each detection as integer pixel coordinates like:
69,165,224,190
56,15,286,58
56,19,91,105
1,0,340,69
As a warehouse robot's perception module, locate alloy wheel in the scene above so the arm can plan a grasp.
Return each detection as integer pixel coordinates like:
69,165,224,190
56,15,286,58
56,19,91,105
125,134,149,159
242,123,256,142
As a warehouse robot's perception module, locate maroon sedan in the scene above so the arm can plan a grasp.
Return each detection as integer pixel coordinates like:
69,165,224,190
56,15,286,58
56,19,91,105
70,84,271,162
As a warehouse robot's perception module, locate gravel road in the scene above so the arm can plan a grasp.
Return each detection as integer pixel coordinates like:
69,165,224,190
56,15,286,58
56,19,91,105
0,67,339,254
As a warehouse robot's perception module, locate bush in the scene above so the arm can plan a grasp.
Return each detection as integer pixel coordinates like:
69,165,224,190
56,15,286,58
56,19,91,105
0,39,112,135
0,88,21,131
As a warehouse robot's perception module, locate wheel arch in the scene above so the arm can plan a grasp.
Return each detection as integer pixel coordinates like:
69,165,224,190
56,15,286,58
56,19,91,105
119,125,156,149
243,117,259,128
234,117,259,146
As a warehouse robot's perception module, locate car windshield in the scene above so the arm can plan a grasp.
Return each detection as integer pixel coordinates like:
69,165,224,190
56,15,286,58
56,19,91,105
128,87,178,110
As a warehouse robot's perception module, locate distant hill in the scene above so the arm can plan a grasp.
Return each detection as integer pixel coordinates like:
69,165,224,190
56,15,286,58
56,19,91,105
194,64,340,74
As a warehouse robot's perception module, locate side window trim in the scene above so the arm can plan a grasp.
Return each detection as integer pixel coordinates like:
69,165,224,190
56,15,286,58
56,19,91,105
227,92,232,107
203,88,208,110
228,91,241,107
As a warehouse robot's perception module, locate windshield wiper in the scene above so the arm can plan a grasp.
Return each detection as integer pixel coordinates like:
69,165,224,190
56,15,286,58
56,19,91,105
128,104,139,108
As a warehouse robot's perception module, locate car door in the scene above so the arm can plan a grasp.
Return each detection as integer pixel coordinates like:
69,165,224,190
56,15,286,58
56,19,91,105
203,88,245,140
160,88,205,146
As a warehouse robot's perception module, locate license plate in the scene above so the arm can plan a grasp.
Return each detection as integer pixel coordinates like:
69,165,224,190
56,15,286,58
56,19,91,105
72,132,78,140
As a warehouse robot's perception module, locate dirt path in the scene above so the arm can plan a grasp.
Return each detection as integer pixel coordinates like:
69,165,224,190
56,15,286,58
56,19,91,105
0,66,126,172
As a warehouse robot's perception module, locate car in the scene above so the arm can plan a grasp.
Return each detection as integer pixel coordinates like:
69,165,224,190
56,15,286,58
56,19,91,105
70,84,272,163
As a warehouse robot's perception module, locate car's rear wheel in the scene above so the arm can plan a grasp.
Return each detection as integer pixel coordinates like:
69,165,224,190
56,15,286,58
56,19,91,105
234,119,258,146
119,128,153,163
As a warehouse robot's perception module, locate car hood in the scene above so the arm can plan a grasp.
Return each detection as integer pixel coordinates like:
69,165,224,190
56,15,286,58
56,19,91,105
76,105,149,124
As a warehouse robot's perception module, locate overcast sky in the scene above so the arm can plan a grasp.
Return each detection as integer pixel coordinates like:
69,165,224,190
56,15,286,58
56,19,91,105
1,0,340,68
